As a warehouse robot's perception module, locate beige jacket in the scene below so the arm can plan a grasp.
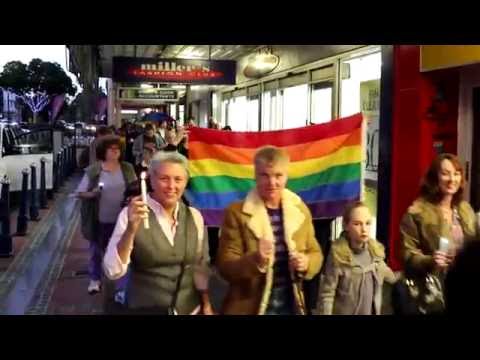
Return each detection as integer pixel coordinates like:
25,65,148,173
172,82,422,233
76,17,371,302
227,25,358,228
400,197,478,276
318,234,396,315
217,188,323,315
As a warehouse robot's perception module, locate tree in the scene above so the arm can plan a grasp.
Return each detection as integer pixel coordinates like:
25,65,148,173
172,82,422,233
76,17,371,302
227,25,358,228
0,58,77,123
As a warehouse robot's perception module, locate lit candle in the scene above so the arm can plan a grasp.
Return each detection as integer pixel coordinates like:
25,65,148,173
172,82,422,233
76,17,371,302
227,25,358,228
140,171,149,229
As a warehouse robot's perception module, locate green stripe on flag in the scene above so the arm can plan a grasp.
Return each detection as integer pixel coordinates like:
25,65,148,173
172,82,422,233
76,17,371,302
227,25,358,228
189,163,361,194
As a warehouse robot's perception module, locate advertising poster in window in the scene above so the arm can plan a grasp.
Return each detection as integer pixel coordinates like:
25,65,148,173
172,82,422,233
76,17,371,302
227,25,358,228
360,79,380,229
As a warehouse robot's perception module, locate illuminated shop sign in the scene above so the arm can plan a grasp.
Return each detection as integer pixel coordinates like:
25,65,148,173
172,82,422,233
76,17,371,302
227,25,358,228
113,56,236,85
119,88,178,100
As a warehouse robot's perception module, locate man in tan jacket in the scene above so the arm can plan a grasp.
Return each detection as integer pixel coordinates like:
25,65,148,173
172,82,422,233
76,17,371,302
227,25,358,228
217,146,323,315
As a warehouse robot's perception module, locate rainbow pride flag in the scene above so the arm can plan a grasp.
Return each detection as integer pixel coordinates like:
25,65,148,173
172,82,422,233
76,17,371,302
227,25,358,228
185,113,363,226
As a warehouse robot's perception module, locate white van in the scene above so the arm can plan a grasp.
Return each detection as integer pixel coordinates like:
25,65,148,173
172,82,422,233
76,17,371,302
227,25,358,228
0,122,54,193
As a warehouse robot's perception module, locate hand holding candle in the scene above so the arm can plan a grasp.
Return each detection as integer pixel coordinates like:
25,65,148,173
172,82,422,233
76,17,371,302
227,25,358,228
140,171,149,229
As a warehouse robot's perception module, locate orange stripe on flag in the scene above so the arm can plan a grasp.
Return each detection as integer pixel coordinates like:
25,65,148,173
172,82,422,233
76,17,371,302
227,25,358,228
189,127,361,164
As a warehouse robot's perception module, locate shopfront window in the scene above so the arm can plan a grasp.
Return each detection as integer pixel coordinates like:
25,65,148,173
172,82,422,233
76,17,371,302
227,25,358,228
247,96,259,131
179,105,184,123
262,90,282,131
169,104,177,120
228,96,248,131
311,81,333,124
340,50,381,238
282,84,308,129
221,99,228,127
262,91,271,130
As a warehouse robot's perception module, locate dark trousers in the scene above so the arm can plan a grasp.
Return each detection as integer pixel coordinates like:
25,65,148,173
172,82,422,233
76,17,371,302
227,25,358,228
88,222,116,281
302,218,333,314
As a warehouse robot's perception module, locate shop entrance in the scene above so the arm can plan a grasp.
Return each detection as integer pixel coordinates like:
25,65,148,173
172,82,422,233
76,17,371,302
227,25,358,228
470,86,480,212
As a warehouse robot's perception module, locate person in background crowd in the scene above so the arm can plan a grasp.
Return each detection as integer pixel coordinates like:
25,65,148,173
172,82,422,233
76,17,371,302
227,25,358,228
103,152,214,314
162,127,189,158
76,135,137,297
207,117,220,129
89,125,113,165
157,119,168,144
217,146,323,315
134,142,156,179
186,117,196,128
318,201,397,315
132,123,164,165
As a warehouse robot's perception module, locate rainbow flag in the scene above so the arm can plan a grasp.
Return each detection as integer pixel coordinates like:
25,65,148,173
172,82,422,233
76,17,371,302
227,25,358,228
186,113,363,226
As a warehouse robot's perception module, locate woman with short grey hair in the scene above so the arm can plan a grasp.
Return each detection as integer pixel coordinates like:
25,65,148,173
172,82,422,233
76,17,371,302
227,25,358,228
103,150,213,314
148,151,189,178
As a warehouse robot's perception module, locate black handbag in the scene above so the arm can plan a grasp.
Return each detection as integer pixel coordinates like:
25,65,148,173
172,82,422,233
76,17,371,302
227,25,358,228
392,273,445,315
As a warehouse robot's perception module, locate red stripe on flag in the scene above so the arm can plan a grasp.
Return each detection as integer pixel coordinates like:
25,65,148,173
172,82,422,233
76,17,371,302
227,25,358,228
188,113,363,148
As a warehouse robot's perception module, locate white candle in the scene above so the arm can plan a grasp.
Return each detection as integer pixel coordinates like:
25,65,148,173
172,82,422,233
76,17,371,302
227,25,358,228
439,237,449,252
140,171,149,229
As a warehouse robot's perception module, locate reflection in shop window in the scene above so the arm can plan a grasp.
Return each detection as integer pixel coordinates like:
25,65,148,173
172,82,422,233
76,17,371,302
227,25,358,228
341,52,381,118
282,84,308,129
340,50,381,238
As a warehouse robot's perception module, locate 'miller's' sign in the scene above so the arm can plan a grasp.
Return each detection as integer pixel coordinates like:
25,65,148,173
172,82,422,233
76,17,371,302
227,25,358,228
113,57,236,85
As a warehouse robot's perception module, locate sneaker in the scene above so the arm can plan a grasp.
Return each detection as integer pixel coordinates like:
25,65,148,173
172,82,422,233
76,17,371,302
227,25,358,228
114,290,126,305
87,280,101,294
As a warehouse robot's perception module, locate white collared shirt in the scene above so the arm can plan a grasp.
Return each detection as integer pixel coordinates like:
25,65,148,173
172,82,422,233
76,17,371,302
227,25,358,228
103,193,205,280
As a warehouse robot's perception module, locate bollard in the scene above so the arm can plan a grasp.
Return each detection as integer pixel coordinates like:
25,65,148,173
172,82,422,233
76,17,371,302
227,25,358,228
62,146,68,179
66,145,71,176
0,175,13,257
39,157,48,209
70,144,75,174
58,151,64,188
52,154,57,193
29,163,40,221
16,168,29,236
63,146,68,180
65,146,70,178
72,136,77,170
69,144,74,175
54,152,61,192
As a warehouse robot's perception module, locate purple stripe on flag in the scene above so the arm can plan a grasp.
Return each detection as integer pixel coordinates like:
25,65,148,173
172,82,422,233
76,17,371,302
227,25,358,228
308,197,360,219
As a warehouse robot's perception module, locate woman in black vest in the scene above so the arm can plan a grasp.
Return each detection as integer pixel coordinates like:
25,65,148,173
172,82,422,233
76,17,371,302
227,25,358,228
103,151,213,315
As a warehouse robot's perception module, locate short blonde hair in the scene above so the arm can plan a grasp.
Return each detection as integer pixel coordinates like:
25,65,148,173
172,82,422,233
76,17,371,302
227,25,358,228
254,145,289,170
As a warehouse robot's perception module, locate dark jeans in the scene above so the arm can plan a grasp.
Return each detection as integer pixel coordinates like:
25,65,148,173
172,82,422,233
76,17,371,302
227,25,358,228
89,223,129,292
